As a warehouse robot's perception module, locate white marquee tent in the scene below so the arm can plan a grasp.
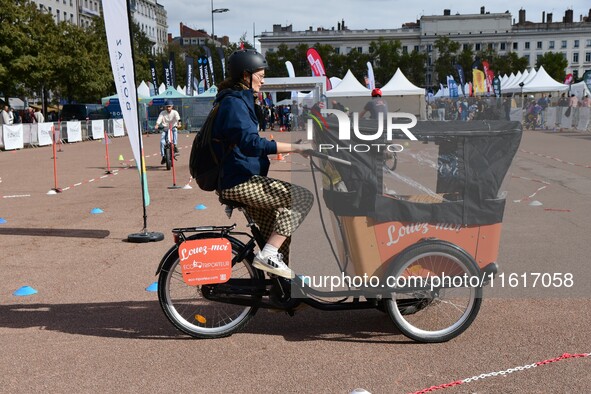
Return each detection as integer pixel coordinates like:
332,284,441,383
325,70,370,97
381,68,424,95
504,66,568,94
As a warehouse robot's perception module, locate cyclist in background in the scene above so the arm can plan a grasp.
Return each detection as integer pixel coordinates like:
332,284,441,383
155,100,181,165
360,88,389,120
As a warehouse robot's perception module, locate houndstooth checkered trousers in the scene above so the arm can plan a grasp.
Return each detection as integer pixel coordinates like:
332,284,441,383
221,175,314,263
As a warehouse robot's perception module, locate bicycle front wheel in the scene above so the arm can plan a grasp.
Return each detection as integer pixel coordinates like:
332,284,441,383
158,238,261,339
384,242,482,343
164,146,172,170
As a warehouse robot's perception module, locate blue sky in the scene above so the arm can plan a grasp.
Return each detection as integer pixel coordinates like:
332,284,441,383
158,1,591,46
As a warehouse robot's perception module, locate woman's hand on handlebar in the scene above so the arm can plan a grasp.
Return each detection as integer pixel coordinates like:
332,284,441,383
294,143,314,156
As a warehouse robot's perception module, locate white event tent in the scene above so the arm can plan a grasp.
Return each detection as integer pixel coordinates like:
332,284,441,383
325,69,370,97
380,68,426,119
381,68,424,95
504,66,568,94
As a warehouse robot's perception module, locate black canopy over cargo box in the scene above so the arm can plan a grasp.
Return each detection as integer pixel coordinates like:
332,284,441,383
312,118,522,225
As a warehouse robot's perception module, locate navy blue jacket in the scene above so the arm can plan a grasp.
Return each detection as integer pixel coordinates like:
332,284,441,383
213,88,277,190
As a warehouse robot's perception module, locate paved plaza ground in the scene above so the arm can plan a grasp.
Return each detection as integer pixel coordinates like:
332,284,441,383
0,127,590,393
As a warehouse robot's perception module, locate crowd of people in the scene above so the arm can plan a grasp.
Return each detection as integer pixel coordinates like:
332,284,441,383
255,100,307,132
0,105,52,126
426,93,591,129
522,92,591,130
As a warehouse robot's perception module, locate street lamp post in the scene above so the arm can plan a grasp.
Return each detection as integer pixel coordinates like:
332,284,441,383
211,0,229,45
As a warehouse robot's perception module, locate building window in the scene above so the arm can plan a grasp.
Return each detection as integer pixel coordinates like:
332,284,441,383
573,53,579,63
574,40,579,48
587,39,591,47
573,70,579,79
513,42,518,50
475,43,481,51
463,43,470,51
537,54,543,63
427,44,432,52
414,45,419,52
585,52,591,62
525,42,530,49
561,52,567,59
537,41,543,49
402,45,408,54
427,56,432,66
549,41,555,49
524,54,530,63
500,42,506,51
561,40,567,48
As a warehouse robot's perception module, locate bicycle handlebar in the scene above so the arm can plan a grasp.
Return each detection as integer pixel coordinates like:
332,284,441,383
293,139,352,166
304,149,352,167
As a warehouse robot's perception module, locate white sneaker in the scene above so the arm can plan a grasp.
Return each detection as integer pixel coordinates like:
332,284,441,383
253,252,294,279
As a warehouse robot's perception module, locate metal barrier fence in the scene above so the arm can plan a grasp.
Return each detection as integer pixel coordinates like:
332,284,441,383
0,119,127,149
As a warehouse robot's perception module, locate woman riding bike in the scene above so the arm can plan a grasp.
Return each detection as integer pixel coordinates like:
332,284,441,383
155,100,180,165
212,49,313,279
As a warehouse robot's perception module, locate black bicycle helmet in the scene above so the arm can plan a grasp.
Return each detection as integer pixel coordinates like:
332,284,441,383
228,49,268,81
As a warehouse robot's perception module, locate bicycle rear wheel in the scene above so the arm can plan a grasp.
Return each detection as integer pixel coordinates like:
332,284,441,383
158,237,261,338
384,242,482,343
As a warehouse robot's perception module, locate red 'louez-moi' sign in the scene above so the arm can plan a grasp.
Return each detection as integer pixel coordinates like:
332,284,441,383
178,238,232,286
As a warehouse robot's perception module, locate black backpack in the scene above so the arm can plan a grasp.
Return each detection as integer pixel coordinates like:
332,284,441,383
189,103,226,191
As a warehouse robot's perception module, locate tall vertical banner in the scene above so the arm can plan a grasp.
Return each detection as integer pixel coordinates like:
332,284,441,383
199,56,210,89
366,62,375,90
472,69,486,94
148,59,159,97
306,48,332,91
169,53,177,88
216,47,226,80
185,56,194,96
202,46,215,86
583,70,591,95
454,64,466,96
197,57,206,93
163,59,171,88
447,76,458,97
103,0,149,206
285,61,297,101
482,61,495,94
492,76,501,97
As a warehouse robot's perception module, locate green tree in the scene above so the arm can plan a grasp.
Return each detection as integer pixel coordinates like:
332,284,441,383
369,38,402,86
536,52,568,82
433,37,460,85
489,52,524,77
0,0,48,101
51,21,112,103
399,50,428,87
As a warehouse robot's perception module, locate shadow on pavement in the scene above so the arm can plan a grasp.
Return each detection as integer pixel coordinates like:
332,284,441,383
0,301,410,343
0,228,110,238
